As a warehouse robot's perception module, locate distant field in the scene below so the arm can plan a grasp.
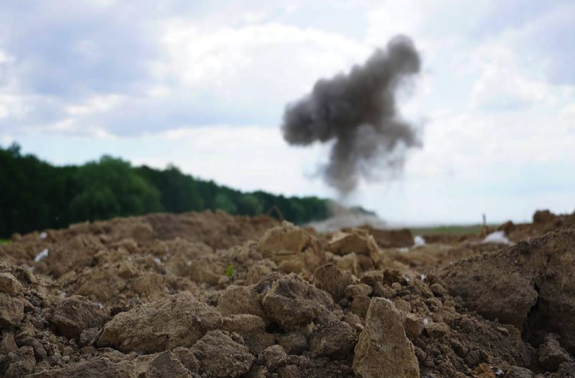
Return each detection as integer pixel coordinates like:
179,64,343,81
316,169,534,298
0,239,10,245
410,224,497,236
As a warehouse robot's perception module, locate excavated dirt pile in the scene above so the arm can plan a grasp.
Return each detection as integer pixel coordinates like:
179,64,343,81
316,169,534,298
1,209,575,377
498,209,575,242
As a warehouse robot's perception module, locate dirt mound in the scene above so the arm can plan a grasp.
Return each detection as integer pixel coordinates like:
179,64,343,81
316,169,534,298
345,226,415,249
1,211,574,377
1,210,278,266
442,228,575,354
500,209,575,242
0,210,278,280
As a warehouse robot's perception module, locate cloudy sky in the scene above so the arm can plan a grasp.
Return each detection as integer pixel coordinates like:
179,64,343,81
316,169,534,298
1,0,574,224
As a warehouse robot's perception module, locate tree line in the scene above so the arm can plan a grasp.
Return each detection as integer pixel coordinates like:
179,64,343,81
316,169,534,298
0,144,331,238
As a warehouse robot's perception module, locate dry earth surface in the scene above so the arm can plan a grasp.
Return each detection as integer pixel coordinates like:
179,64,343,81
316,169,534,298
1,209,575,377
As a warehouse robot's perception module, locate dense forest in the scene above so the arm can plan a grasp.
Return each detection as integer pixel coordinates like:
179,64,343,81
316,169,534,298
0,144,332,238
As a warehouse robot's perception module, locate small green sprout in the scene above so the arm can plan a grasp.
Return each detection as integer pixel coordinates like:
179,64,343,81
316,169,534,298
225,264,237,277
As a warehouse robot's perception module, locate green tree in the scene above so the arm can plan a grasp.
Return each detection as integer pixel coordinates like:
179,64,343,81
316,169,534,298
0,145,335,238
138,165,204,213
214,192,237,214
0,144,77,236
69,156,162,221
238,194,263,215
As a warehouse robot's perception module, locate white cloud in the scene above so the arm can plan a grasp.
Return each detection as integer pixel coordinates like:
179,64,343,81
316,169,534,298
155,21,367,103
65,94,125,116
0,93,29,120
0,134,14,145
38,117,117,139
365,0,491,49
500,1,575,86
0,49,14,64
469,45,553,111
84,0,121,8
563,103,575,130
73,39,103,65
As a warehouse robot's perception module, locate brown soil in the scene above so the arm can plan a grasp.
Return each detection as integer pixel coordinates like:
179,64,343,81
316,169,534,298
1,209,574,377
499,209,575,242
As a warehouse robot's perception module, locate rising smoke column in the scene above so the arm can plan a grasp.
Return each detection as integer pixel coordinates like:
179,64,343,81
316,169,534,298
281,35,422,195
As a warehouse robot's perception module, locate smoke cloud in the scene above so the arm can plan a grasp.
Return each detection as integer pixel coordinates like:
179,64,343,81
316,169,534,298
281,35,422,195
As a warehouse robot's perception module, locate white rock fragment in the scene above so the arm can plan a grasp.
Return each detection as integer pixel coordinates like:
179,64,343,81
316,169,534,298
414,235,426,247
483,231,513,245
34,248,49,262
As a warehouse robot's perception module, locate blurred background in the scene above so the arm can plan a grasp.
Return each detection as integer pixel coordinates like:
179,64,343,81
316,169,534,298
1,0,574,239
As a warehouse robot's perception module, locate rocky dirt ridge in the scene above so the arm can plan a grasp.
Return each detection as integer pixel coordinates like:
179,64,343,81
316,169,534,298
1,211,574,377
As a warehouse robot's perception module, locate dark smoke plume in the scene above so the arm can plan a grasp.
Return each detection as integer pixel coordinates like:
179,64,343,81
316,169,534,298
281,35,422,194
